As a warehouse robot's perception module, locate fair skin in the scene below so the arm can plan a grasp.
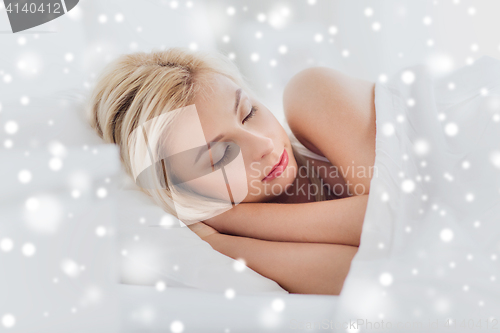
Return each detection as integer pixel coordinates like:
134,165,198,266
186,67,376,295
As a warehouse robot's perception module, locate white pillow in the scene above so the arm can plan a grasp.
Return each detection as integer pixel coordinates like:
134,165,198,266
0,145,121,332
115,172,288,294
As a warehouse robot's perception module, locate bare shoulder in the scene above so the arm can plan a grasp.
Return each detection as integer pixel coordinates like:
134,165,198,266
283,66,375,142
283,66,377,195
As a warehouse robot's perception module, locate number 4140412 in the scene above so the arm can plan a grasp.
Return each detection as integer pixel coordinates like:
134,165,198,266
5,2,62,14
445,318,498,329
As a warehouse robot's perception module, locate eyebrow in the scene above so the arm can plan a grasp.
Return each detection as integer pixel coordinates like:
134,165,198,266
194,88,242,164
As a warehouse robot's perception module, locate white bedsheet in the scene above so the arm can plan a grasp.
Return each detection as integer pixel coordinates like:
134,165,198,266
333,55,500,332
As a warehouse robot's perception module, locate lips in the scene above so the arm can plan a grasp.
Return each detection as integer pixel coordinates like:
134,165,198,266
262,148,289,182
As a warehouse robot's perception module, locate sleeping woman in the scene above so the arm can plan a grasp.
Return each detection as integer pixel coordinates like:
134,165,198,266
87,47,377,295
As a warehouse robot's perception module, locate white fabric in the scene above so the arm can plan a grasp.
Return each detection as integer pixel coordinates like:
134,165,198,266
334,55,500,331
0,143,121,332
116,181,288,294
283,122,331,163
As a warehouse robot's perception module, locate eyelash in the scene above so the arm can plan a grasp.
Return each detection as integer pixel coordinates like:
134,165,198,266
213,105,258,168
213,144,231,169
242,105,258,124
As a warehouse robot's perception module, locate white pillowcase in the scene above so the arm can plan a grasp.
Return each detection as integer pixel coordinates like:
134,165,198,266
1,89,287,295
115,174,288,294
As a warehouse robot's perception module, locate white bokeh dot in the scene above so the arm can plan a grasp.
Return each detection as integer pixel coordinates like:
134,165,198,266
257,13,266,22
225,288,235,299
379,272,393,286
328,25,338,35
4,120,18,134
170,320,184,333
401,179,415,193
65,53,74,62
67,6,82,20
271,298,285,312
0,238,14,252
95,226,107,237
18,169,32,183
20,96,30,105
49,158,63,171
61,259,80,278
25,197,39,211
160,214,175,227
155,281,166,291
414,139,430,156
401,70,415,84
95,187,107,198
233,258,247,272
440,228,453,242
489,151,500,168
22,243,36,257
444,123,459,136
250,53,260,62
382,123,395,136
364,7,373,17
2,314,15,328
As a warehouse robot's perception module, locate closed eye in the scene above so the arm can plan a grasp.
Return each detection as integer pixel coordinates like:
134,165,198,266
242,105,258,124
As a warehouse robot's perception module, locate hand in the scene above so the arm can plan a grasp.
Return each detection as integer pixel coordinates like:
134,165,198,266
187,222,219,240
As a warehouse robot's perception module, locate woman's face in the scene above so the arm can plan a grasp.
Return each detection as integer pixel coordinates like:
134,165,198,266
165,73,298,204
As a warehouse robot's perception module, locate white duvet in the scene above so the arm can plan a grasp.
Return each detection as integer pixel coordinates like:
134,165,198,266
333,56,500,332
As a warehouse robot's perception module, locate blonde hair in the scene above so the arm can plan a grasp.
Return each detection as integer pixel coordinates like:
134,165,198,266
86,47,328,222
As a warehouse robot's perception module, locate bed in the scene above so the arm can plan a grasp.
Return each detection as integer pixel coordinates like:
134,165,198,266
2,1,500,332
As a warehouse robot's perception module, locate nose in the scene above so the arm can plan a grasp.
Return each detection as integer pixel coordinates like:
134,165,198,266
243,131,274,162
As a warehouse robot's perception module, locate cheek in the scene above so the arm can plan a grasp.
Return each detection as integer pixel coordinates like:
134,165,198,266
181,152,249,204
180,172,231,201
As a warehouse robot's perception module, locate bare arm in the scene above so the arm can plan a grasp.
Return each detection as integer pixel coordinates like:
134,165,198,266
205,194,368,247
203,231,358,295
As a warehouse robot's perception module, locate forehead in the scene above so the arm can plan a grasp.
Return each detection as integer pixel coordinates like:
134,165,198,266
161,74,240,156
193,73,240,114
